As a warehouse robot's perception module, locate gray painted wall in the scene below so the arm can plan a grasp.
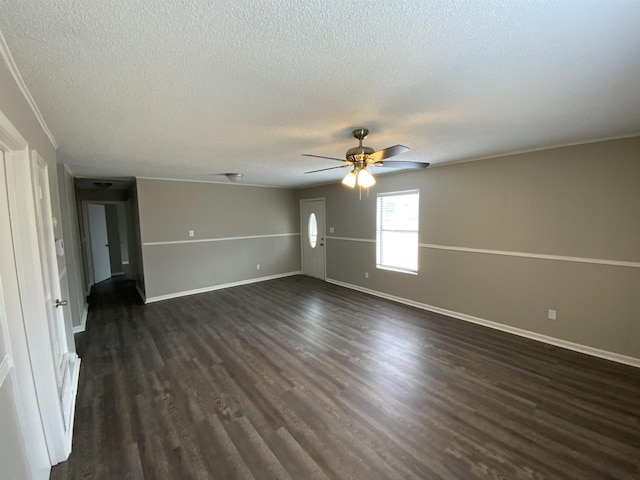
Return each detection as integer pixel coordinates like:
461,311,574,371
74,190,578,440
136,179,301,300
299,137,640,360
128,181,145,295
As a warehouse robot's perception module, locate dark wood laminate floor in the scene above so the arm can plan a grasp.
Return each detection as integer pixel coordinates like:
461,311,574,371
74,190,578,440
51,275,640,480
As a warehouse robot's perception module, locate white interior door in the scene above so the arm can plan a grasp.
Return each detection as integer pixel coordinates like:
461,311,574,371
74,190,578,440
30,152,80,461
32,156,68,391
87,203,111,283
301,199,326,280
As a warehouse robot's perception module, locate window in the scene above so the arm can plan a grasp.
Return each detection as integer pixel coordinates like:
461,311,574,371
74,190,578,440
376,190,419,273
308,213,318,248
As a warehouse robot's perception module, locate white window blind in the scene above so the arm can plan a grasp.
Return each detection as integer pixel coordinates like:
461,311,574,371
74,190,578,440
376,190,419,274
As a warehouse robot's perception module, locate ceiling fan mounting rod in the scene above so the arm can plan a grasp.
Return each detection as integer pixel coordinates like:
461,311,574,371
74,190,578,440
353,128,369,142
347,128,374,159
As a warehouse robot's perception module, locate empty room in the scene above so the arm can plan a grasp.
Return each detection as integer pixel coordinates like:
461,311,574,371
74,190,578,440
0,1,638,479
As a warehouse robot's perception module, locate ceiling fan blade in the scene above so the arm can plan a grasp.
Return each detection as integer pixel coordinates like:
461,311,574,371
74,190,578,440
304,165,350,174
302,154,346,162
368,145,409,162
372,161,430,169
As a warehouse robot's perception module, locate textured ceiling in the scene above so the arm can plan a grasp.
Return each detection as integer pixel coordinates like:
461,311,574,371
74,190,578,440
1,0,639,188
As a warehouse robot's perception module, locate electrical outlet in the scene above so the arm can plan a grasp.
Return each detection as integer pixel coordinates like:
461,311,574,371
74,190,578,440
548,309,557,320
188,230,194,237
329,227,335,233
256,264,260,270
365,272,369,279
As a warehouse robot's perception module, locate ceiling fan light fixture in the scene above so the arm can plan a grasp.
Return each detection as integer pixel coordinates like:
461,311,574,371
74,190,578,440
303,127,426,192
342,170,357,188
357,168,376,188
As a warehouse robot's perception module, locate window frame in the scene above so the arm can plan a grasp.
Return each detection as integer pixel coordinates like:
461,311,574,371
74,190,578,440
376,189,420,275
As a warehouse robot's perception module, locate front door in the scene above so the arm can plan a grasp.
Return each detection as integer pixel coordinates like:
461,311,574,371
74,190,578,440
301,199,326,280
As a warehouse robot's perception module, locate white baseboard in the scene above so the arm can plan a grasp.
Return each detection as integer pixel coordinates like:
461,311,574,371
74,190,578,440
326,278,640,369
72,304,88,334
145,271,301,304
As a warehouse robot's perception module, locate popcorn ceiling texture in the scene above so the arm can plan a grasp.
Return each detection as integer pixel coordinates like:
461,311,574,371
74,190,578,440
1,1,639,187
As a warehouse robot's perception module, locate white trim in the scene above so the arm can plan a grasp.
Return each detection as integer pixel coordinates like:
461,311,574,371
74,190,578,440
328,236,375,244
326,278,640,368
143,232,300,246
325,236,640,268
135,175,290,189
299,197,326,202
0,354,11,385
72,305,89,334
145,271,300,304
420,243,640,268
377,188,419,198
0,30,58,150
0,110,28,150
429,132,640,170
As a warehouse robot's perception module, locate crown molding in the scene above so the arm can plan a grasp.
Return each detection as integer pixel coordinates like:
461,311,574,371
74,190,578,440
0,28,58,150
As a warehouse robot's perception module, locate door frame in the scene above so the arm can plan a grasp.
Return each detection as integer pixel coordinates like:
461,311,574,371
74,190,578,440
1,109,77,472
0,145,37,479
300,197,327,280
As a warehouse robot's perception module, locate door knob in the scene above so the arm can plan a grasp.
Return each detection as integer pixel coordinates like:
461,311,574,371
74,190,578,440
55,299,68,308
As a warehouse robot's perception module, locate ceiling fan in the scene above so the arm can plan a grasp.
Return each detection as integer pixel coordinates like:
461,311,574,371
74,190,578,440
303,128,429,188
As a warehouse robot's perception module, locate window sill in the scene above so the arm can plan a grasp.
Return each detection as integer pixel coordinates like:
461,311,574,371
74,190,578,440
376,265,418,275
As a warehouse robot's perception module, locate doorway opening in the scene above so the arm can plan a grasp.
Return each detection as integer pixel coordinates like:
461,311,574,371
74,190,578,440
74,178,137,293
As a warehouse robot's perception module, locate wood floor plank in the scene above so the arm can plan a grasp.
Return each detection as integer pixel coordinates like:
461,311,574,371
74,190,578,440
51,276,640,480
266,427,331,480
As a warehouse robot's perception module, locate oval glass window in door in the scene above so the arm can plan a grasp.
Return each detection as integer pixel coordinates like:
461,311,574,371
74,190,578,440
308,213,317,248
